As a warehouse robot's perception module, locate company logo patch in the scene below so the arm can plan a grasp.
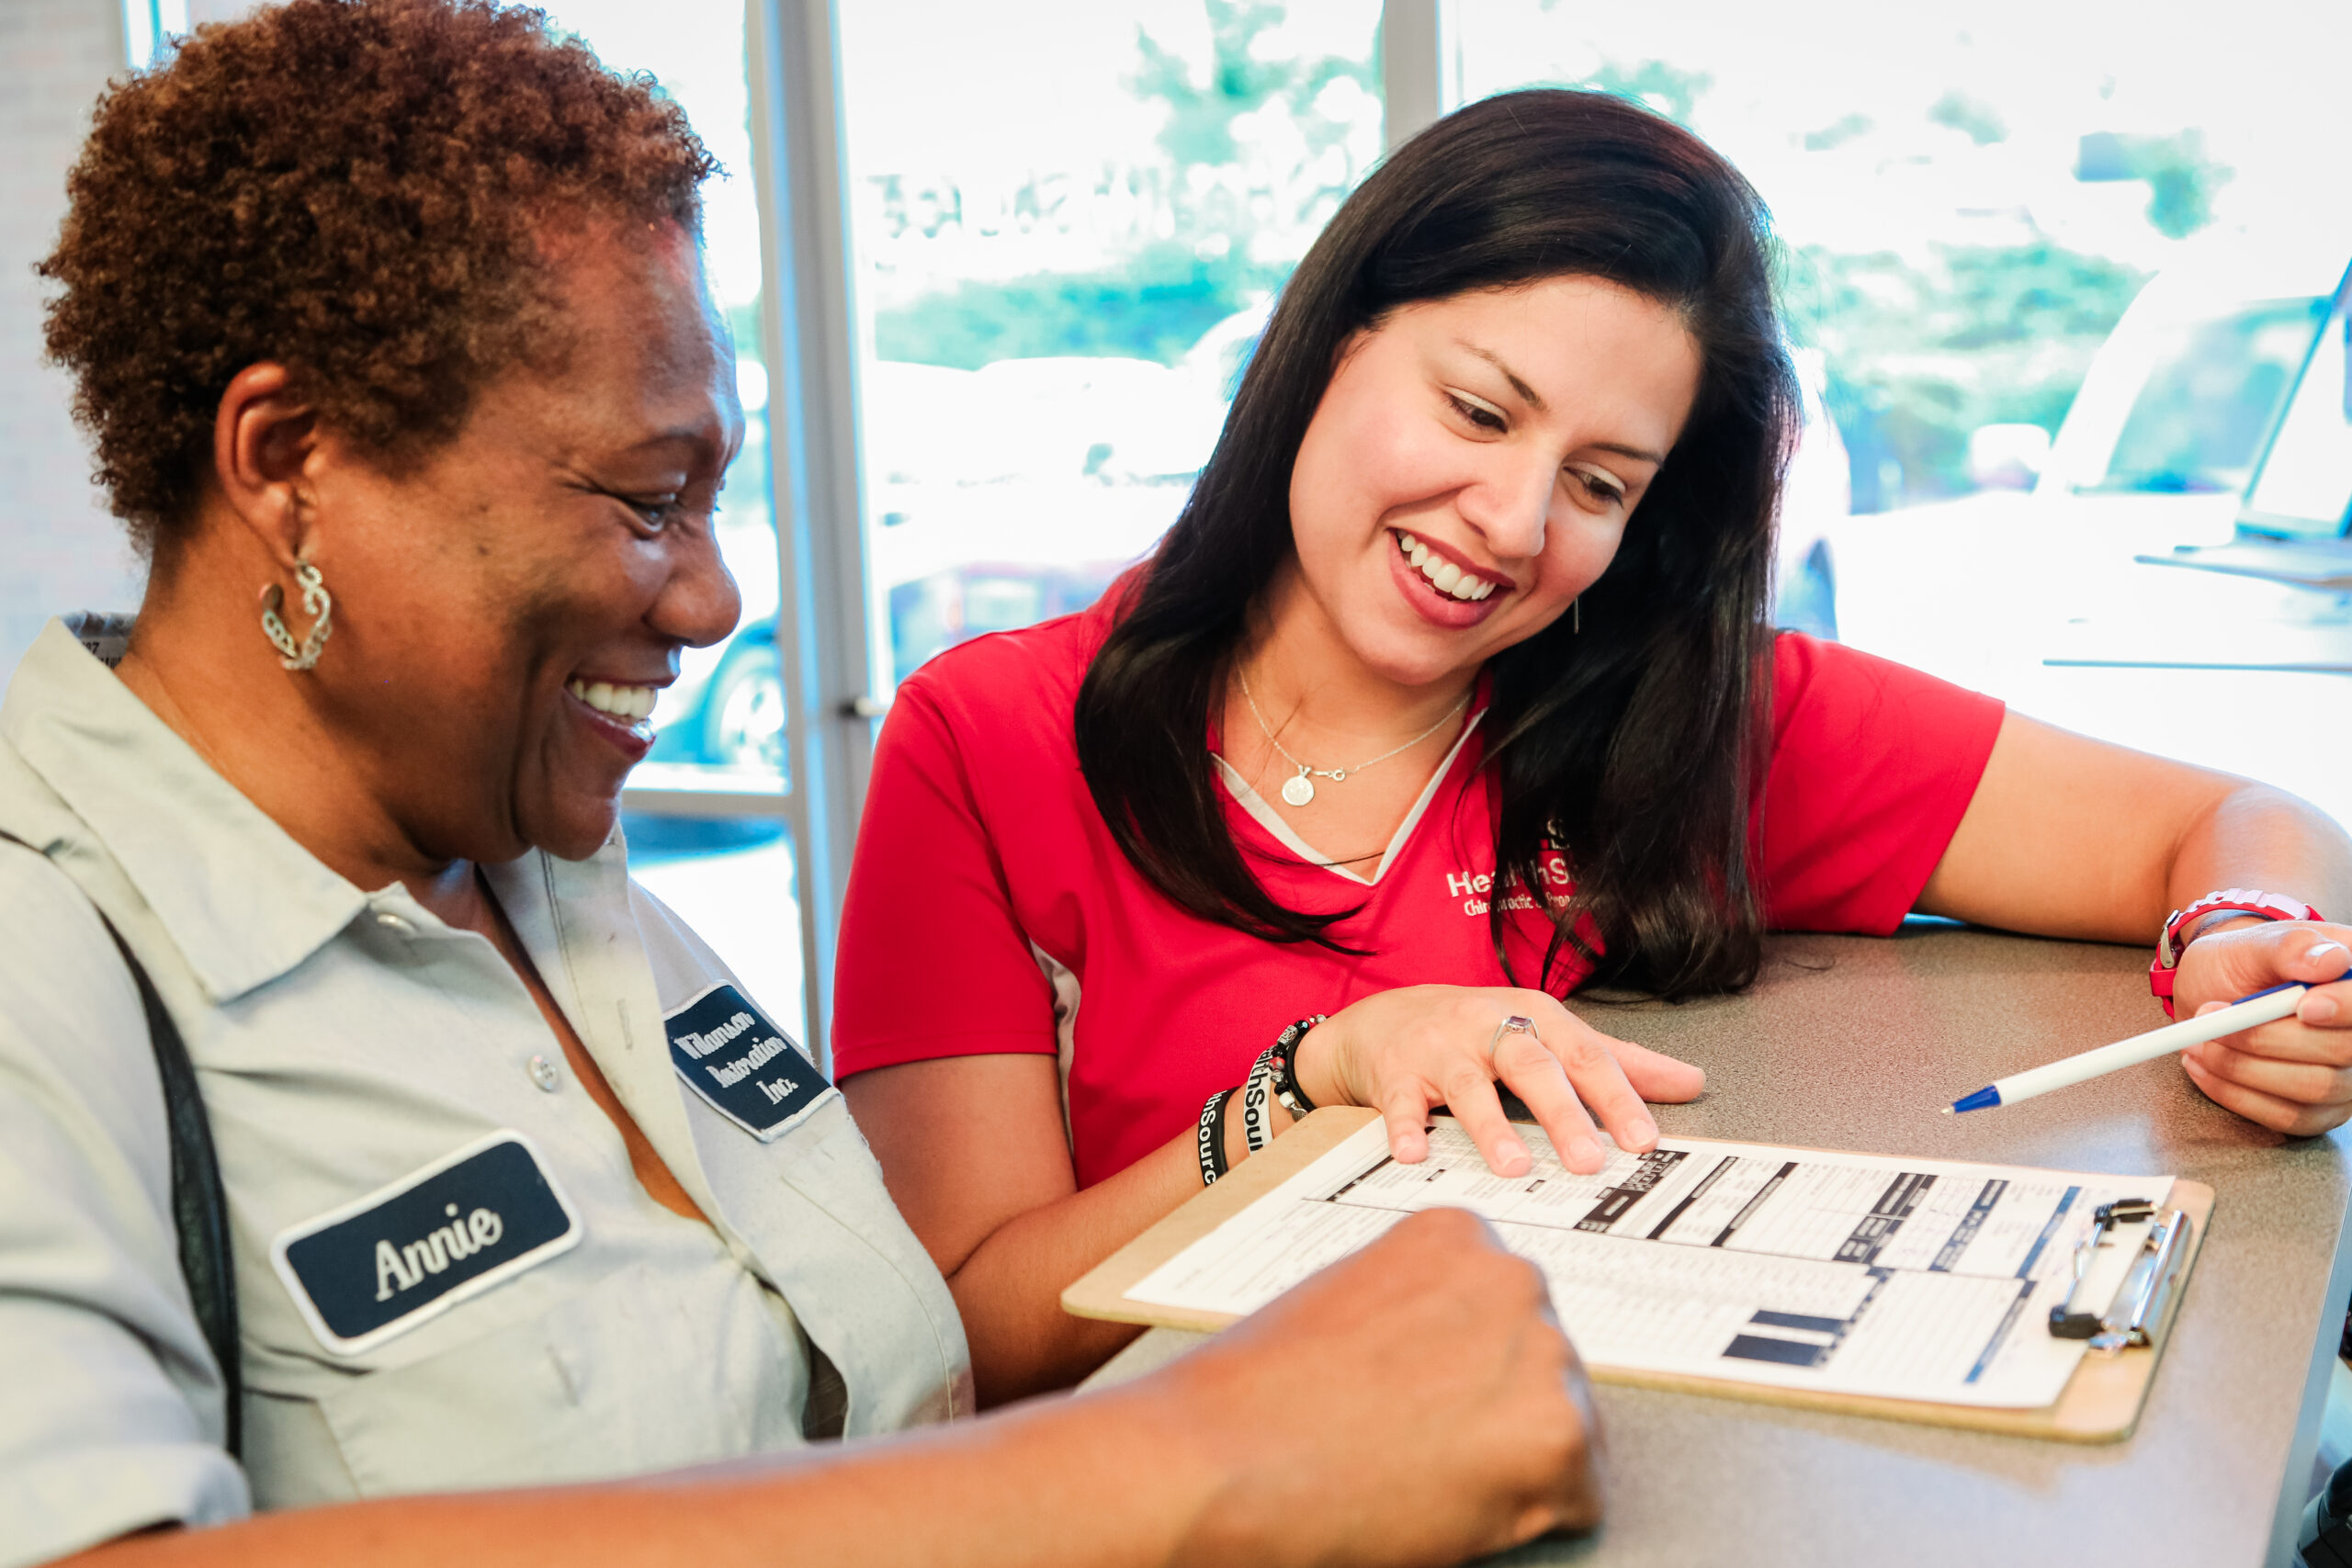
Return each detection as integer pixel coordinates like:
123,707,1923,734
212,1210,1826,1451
269,1131,582,1357
665,982,832,1142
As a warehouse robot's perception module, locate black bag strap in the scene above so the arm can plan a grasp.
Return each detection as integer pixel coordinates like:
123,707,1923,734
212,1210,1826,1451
0,830,242,1458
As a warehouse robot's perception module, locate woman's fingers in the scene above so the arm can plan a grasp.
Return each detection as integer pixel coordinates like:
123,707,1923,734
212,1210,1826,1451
2189,998,2352,1068
2289,934,2352,984
2302,977,2352,1027
2175,970,2352,1134
1525,1009,1656,1156
1606,1035,1707,1103
2181,1052,2352,1137
1444,1066,1534,1177
2185,1037,2352,1108
2176,923,2352,1021
1323,985,1700,1178
1380,1081,1434,1166
1494,1037,1605,1174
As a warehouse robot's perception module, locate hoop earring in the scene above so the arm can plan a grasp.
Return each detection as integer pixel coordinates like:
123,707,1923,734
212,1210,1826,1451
260,558,333,671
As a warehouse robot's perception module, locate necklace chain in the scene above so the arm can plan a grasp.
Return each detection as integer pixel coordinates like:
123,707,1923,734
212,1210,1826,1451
1236,663,1470,807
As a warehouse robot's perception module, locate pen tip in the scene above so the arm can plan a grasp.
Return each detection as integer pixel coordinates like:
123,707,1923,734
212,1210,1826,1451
1940,1106,1953,1114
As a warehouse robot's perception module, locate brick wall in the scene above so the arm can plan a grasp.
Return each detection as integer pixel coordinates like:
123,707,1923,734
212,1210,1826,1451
0,0,141,682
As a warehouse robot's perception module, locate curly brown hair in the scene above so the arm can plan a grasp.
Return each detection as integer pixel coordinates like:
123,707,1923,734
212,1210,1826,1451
38,0,721,558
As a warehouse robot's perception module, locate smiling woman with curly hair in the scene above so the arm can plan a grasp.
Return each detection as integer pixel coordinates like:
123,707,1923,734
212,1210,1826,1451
40,0,716,556
0,4,1600,1565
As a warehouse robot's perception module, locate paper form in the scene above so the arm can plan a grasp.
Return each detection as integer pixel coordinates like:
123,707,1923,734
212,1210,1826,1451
1124,1118,2173,1408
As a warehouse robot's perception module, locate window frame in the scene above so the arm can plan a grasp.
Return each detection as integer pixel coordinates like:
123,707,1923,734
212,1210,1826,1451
727,0,1438,1061
735,0,874,1067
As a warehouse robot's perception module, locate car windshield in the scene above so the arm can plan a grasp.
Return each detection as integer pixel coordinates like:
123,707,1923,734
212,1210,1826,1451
2083,297,2327,494
2243,285,2352,537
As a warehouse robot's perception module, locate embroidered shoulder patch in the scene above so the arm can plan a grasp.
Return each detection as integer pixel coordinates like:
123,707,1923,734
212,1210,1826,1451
665,981,832,1142
269,1130,582,1357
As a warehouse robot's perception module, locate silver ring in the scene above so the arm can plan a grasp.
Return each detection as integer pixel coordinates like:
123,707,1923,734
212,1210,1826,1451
1487,1014,1537,1057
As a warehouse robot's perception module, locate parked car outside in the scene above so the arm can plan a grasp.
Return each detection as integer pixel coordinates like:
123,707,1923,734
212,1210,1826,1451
1774,346,1851,639
649,616,785,773
645,502,786,773
1821,240,2345,694
858,304,1273,687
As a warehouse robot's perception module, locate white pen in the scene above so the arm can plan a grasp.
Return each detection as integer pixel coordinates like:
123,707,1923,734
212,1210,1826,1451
1943,982,2313,1113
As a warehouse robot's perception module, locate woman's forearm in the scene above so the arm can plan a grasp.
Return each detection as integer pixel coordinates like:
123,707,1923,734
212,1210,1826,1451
846,1054,1301,1405
945,1125,1255,1404
941,1075,1313,1404
65,1382,1216,1568
2163,783,2352,925
1919,714,2352,942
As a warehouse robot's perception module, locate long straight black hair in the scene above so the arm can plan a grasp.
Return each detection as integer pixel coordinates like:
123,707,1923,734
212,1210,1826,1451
1073,90,1797,998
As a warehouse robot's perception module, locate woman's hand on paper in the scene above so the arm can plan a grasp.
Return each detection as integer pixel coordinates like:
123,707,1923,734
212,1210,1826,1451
2172,920,2352,1135
1158,1204,1601,1563
1299,986,1704,1177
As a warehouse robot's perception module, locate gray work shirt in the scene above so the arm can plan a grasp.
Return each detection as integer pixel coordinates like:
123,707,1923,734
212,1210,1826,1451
0,622,971,1568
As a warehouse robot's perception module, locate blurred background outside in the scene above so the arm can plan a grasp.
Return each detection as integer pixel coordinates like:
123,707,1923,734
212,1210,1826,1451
527,0,803,1023
85,0,2352,1043
830,0,2351,804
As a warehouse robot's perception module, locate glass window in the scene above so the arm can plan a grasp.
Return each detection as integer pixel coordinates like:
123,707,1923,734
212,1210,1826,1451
1454,0,2342,515
2244,283,2352,538
1451,1,2352,833
2089,299,2325,495
538,0,803,1030
837,0,1385,695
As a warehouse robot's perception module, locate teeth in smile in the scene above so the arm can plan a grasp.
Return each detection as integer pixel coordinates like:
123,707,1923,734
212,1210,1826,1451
1396,532,1496,601
567,678,659,727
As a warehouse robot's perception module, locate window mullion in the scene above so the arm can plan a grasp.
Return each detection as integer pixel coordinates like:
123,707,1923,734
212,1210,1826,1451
1380,0,1453,152
745,0,873,1067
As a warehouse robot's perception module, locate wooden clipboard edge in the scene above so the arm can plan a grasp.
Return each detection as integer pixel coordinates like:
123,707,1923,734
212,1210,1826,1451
1064,1112,2211,1444
1062,1106,1382,1328
2041,1177,2211,1442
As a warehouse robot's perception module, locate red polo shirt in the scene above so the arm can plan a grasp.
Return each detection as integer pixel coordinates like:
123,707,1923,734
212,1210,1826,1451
832,592,2004,1187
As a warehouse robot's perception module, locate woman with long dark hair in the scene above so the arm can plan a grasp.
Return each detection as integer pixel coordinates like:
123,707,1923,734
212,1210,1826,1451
835,90,2352,1403
2,7,1603,1562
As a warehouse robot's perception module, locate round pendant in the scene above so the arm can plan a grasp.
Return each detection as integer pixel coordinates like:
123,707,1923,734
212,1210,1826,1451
1281,772,1316,807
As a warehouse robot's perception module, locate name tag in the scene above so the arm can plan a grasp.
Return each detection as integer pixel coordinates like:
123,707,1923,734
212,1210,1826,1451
269,1131,582,1357
665,982,832,1142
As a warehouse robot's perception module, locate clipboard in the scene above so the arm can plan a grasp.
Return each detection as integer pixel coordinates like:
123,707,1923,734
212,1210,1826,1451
1063,1108,2212,1444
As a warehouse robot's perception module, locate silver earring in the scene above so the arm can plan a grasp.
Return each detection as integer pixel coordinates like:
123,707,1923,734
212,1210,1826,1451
1573,596,1581,635
260,558,333,671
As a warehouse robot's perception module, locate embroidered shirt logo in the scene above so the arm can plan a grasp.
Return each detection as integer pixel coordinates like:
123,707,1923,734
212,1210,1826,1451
270,1130,582,1357
1445,852,1574,916
665,982,833,1141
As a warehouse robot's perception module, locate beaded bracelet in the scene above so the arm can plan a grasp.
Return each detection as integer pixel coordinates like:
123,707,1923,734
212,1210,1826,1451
1269,1015,1326,1122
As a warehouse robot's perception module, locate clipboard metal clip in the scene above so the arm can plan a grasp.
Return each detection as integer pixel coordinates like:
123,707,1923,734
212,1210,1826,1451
2048,1198,2155,1340
2088,1210,2192,1355
2047,1197,2193,1354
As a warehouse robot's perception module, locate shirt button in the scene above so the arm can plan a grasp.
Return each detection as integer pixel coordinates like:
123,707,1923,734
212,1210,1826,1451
375,912,416,936
527,1055,562,1093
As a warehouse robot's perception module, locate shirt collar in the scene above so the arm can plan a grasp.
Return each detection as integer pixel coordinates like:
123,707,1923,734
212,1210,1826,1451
1,619,371,1003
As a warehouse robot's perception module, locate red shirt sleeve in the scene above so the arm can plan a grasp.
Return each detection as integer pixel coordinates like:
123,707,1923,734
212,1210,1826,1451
1757,633,2006,935
830,679,1058,1079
